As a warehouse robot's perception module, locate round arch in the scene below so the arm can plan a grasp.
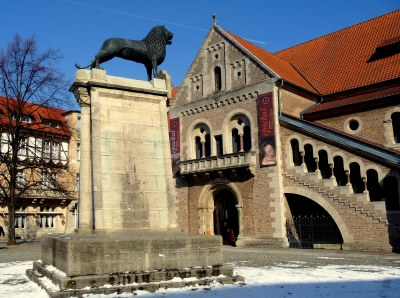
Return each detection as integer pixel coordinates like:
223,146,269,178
284,186,353,243
222,109,256,154
185,118,215,159
197,178,243,236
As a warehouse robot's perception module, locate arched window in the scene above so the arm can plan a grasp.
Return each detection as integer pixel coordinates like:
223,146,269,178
243,126,251,151
367,169,382,201
333,156,347,186
383,176,400,210
290,139,302,166
391,112,400,143
192,125,211,159
318,150,330,179
304,144,316,172
214,67,222,91
232,129,240,153
228,116,251,153
195,136,202,159
349,162,364,193
205,134,211,157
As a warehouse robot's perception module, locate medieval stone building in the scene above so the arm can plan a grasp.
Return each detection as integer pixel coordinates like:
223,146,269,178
169,10,400,251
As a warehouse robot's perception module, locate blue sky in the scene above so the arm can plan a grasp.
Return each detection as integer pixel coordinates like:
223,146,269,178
2,0,399,109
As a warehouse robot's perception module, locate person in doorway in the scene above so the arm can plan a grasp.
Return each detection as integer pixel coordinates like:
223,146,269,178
0,225,5,237
261,142,277,166
228,228,236,247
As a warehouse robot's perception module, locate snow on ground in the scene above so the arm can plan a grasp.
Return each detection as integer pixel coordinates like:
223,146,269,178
0,261,399,298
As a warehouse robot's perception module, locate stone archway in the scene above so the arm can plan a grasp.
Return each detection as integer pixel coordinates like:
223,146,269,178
284,186,353,244
198,178,243,239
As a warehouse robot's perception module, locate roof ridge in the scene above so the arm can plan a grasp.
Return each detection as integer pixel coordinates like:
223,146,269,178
274,9,400,55
216,25,319,93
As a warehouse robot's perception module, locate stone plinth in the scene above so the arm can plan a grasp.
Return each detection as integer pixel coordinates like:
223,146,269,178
71,69,177,233
41,231,223,277
27,70,237,295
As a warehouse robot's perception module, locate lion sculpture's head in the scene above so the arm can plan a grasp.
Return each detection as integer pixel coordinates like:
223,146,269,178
143,26,173,64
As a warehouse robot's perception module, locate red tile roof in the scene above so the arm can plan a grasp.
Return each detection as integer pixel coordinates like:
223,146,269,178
275,10,400,95
170,87,179,102
222,29,318,94
306,85,400,114
0,96,70,136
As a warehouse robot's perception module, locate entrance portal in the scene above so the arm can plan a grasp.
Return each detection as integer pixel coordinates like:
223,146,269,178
213,189,238,245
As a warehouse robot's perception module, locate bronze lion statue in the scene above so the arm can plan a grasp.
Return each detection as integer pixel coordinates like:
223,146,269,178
75,25,173,81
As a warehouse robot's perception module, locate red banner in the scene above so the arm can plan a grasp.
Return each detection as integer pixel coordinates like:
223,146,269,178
169,117,180,176
258,92,276,166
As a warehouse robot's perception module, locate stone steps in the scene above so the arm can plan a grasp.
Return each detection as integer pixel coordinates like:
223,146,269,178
284,171,388,225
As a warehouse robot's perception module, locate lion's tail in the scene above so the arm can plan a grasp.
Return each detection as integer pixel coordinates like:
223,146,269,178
75,60,95,69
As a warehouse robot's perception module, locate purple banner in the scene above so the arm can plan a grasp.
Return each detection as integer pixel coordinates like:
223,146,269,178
258,92,276,167
169,117,180,176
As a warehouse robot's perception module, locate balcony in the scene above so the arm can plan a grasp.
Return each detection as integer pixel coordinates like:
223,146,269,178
180,151,257,175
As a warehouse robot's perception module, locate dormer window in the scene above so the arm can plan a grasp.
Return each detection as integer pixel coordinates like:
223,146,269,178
368,36,400,62
43,119,61,129
12,113,32,123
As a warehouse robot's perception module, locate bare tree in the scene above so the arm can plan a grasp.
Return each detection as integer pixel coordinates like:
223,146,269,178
0,34,73,245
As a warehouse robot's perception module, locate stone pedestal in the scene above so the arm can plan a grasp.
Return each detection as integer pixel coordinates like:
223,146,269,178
27,70,239,296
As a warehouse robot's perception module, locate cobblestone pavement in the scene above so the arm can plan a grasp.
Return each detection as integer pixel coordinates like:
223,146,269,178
2,239,400,268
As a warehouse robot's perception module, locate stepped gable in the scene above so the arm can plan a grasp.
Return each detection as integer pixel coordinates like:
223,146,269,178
275,10,400,95
220,27,318,94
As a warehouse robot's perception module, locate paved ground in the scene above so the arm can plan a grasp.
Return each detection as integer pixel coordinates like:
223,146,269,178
1,239,400,268
223,246,400,268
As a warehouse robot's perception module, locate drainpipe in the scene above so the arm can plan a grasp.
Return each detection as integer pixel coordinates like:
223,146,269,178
278,79,284,116
300,95,324,119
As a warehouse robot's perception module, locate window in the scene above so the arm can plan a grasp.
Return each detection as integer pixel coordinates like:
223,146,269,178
18,137,28,156
232,129,240,153
318,150,330,179
243,126,251,151
76,173,80,191
349,120,359,131
392,113,400,143
42,171,49,187
195,136,202,159
40,207,56,228
16,170,26,188
43,119,61,128
15,207,27,229
21,115,32,123
333,156,347,186
77,116,81,131
367,169,382,202
12,114,32,123
72,204,78,228
52,142,60,161
76,143,81,160
290,139,302,166
43,140,51,159
214,67,222,91
304,144,316,172
41,171,57,188
349,162,364,193
215,135,223,156
383,177,400,210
